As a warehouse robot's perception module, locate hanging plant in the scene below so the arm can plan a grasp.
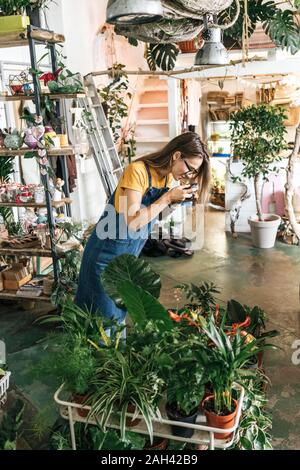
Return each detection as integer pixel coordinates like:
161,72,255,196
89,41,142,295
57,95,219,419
219,0,300,55
146,43,180,72
115,18,203,44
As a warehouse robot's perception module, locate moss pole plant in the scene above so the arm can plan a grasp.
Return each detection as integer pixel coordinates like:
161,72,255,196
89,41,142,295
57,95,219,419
230,104,287,221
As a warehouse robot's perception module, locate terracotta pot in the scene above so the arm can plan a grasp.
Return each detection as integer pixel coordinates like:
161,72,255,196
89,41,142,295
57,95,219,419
202,395,238,440
72,393,89,418
178,35,203,53
126,403,141,427
144,438,168,451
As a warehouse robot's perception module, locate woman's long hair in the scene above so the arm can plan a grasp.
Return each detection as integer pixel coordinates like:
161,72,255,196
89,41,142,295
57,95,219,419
136,132,211,203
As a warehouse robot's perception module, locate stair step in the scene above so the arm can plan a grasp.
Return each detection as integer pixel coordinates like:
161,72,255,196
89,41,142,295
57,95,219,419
143,86,168,92
137,119,169,125
138,103,168,109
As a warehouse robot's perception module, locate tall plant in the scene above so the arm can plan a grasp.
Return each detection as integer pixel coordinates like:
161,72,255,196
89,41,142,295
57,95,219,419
230,104,287,221
0,156,15,223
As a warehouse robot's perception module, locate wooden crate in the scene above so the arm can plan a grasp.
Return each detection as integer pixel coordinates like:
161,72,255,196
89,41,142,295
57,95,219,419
3,274,32,291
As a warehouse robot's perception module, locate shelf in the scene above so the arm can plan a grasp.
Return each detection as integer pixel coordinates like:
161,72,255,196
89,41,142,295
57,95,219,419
0,146,75,157
137,103,168,109
0,290,51,302
0,241,81,258
54,383,245,451
0,93,86,102
0,198,72,209
0,29,65,49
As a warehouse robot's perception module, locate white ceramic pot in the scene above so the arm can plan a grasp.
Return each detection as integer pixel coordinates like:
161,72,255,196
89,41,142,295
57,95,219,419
248,214,281,249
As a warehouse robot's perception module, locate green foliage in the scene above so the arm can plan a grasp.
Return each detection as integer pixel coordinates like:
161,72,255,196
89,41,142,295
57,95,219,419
99,63,132,145
51,423,145,450
177,281,220,313
220,0,300,55
230,104,287,181
88,349,164,443
198,318,277,415
51,249,82,305
166,364,205,417
147,44,179,72
0,399,25,450
35,333,97,395
0,155,14,223
0,0,30,15
118,280,173,331
102,254,161,310
231,378,273,450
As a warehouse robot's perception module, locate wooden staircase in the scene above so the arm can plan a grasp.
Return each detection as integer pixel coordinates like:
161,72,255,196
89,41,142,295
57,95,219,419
135,77,170,156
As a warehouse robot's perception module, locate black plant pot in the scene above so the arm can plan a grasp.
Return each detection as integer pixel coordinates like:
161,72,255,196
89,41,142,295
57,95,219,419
166,403,198,439
26,7,42,28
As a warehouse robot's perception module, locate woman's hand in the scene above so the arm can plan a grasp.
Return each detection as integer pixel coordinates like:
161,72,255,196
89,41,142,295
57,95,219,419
167,185,195,204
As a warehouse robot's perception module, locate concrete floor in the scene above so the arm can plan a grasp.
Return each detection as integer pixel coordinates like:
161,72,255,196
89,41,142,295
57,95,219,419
1,209,300,449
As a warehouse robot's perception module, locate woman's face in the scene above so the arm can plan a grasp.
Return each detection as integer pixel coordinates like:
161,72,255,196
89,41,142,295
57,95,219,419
171,151,204,182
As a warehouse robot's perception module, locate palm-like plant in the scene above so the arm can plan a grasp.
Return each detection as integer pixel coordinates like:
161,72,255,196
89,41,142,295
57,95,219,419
198,318,277,414
87,350,164,443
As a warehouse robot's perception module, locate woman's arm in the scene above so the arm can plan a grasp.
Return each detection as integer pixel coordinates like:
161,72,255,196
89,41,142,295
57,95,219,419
121,185,195,232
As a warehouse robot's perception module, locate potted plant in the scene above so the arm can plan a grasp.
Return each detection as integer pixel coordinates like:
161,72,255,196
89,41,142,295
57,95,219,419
199,318,277,439
26,0,54,28
230,104,287,248
165,362,206,439
87,349,164,443
0,1,30,33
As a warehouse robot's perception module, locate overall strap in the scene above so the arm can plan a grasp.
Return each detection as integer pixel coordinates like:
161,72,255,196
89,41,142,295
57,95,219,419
144,163,152,188
164,175,168,188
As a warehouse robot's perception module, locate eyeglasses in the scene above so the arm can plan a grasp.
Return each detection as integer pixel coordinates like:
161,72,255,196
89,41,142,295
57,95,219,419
182,158,201,178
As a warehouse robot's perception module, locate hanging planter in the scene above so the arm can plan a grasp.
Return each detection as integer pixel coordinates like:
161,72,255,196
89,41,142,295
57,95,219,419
115,18,203,44
163,0,233,17
177,33,203,53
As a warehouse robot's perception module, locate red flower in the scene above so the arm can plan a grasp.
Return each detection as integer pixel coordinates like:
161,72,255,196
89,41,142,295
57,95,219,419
232,316,251,332
39,68,63,86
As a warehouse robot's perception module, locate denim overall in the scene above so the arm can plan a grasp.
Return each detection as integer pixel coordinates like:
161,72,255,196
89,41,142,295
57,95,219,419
75,164,169,323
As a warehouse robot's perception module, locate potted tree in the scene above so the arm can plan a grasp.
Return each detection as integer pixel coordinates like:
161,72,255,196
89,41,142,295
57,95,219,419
0,1,30,33
230,104,287,248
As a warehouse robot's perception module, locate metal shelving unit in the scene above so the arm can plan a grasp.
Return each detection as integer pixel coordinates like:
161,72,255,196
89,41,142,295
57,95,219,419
54,383,245,451
0,26,82,299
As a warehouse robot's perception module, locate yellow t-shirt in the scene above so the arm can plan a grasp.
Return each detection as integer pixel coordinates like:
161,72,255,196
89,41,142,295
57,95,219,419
114,162,173,213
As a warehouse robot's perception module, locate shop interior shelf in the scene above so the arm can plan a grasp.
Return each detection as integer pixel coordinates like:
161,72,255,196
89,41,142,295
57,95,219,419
0,29,65,49
54,383,244,451
0,291,50,302
0,198,72,209
0,93,85,102
0,147,75,157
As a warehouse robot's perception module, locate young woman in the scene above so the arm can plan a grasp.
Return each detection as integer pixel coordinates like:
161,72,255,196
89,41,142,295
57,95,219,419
76,132,211,322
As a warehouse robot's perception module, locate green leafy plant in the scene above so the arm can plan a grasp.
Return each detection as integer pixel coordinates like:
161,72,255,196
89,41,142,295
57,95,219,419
230,104,287,221
231,378,273,450
0,399,25,450
220,0,300,55
177,281,220,314
99,64,132,146
198,318,277,415
102,253,162,310
87,349,164,443
0,0,30,15
0,154,15,224
146,43,179,72
166,362,206,417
